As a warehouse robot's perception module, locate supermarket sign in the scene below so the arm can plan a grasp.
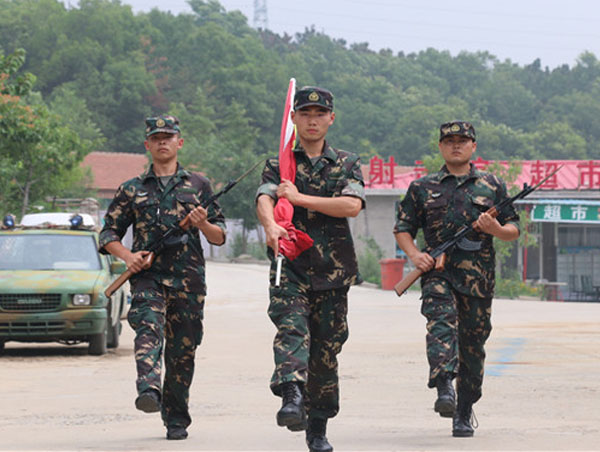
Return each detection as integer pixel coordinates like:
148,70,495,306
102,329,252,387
531,204,600,223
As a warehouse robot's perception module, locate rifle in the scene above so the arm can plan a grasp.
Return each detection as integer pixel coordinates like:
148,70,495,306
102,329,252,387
104,159,264,297
394,165,563,297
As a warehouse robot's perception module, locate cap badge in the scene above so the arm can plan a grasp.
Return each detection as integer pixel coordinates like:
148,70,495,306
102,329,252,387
156,118,165,127
308,91,320,102
451,124,461,132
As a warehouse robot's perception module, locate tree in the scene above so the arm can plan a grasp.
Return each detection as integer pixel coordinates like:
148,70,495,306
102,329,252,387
0,49,91,217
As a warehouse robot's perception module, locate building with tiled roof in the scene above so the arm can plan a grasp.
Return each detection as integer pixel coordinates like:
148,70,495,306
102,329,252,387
81,152,149,204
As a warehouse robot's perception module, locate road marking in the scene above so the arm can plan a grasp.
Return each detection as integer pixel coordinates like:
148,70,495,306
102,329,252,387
486,337,526,376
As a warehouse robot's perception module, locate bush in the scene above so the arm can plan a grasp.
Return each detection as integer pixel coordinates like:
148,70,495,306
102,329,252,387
495,277,541,299
246,241,267,260
357,236,383,286
228,232,267,260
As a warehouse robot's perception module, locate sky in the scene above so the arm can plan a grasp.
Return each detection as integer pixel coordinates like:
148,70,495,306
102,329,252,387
121,0,600,70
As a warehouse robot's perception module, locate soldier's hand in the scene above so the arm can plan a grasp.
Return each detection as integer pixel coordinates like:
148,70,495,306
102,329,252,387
188,205,209,229
474,212,501,236
264,222,289,256
125,250,152,273
277,179,301,205
409,251,435,272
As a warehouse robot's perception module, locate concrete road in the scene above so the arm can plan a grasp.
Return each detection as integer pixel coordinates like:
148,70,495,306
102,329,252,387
1,261,599,451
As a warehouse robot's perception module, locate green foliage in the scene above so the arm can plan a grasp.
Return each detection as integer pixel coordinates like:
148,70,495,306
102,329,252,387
0,48,92,217
0,48,36,95
495,276,541,299
228,231,267,260
357,236,384,286
421,151,445,173
48,84,106,150
1,0,599,166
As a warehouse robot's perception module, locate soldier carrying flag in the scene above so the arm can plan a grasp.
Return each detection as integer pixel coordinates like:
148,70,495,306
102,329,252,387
256,82,366,452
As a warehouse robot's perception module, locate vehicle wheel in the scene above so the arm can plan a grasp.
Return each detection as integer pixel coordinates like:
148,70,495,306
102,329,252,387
88,331,107,355
106,300,121,349
0,340,5,354
107,318,121,349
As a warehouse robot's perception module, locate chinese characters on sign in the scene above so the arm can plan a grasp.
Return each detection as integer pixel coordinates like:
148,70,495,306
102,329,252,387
534,204,600,223
577,160,600,189
366,157,600,190
530,160,559,189
542,205,561,221
368,156,396,185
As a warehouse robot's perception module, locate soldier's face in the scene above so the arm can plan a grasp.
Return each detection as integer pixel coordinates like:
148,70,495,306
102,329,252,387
292,106,335,144
438,135,476,166
144,132,183,164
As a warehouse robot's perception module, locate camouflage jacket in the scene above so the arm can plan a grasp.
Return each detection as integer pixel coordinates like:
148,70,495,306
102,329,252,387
394,164,520,298
256,142,366,290
99,163,226,295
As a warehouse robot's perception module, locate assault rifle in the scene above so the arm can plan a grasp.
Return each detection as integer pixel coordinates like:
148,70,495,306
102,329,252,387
394,165,562,297
104,159,264,297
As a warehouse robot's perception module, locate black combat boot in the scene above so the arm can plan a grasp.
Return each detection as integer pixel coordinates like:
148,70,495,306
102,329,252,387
135,388,161,413
452,395,475,437
166,425,188,440
306,417,333,452
434,374,456,418
276,382,307,431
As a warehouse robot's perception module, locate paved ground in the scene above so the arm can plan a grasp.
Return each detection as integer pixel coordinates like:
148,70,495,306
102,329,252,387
1,261,599,451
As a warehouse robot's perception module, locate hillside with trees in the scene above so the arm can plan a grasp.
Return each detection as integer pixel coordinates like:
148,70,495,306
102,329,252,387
2,0,600,222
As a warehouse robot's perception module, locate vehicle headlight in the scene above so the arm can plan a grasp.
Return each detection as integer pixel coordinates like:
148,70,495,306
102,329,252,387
72,294,91,306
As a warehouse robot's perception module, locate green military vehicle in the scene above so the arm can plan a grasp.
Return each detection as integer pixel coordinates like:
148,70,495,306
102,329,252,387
0,212,129,355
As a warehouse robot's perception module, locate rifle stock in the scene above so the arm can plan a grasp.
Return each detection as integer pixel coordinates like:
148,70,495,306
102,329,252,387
104,268,134,298
394,267,424,296
103,208,193,297
104,252,156,298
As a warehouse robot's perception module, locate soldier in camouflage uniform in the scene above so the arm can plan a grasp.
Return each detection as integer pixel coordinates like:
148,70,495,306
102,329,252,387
394,121,520,437
99,115,226,441
256,86,365,452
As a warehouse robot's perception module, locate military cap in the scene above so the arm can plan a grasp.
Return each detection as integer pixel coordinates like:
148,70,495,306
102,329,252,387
439,120,476,142
145,114,181,137
294,86,334,111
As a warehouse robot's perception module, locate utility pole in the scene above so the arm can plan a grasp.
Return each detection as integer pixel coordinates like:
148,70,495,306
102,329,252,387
253,0,268,30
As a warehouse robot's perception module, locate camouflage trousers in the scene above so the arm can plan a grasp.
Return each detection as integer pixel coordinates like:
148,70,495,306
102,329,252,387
421,276,492,403
268,283,350,420
128,278,205,428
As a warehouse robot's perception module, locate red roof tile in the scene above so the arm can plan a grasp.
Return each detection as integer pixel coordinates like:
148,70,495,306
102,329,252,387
82,151,149,194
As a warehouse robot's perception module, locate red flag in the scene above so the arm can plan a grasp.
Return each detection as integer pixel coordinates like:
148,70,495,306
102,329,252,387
273,78,313,260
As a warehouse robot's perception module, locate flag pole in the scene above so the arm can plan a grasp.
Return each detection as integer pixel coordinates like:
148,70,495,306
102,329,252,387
275,254,284,287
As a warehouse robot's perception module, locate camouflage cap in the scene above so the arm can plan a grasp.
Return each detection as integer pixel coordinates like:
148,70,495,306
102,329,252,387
145,115,181,137
294,86,334,111
439,121,476,142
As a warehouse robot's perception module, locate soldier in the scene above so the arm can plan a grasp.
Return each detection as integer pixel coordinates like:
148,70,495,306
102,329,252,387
255,86,365,452
394,121,520,437
99,115,226,440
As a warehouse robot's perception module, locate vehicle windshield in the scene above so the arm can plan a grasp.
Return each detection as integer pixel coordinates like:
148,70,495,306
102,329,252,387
0,234,102,271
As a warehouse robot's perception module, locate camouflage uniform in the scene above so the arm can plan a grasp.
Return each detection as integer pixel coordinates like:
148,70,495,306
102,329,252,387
394,163,519,403
99,163,225,429
256,142,365,419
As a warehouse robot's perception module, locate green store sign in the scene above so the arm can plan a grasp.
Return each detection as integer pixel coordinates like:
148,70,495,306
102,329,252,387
531,204,600,223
